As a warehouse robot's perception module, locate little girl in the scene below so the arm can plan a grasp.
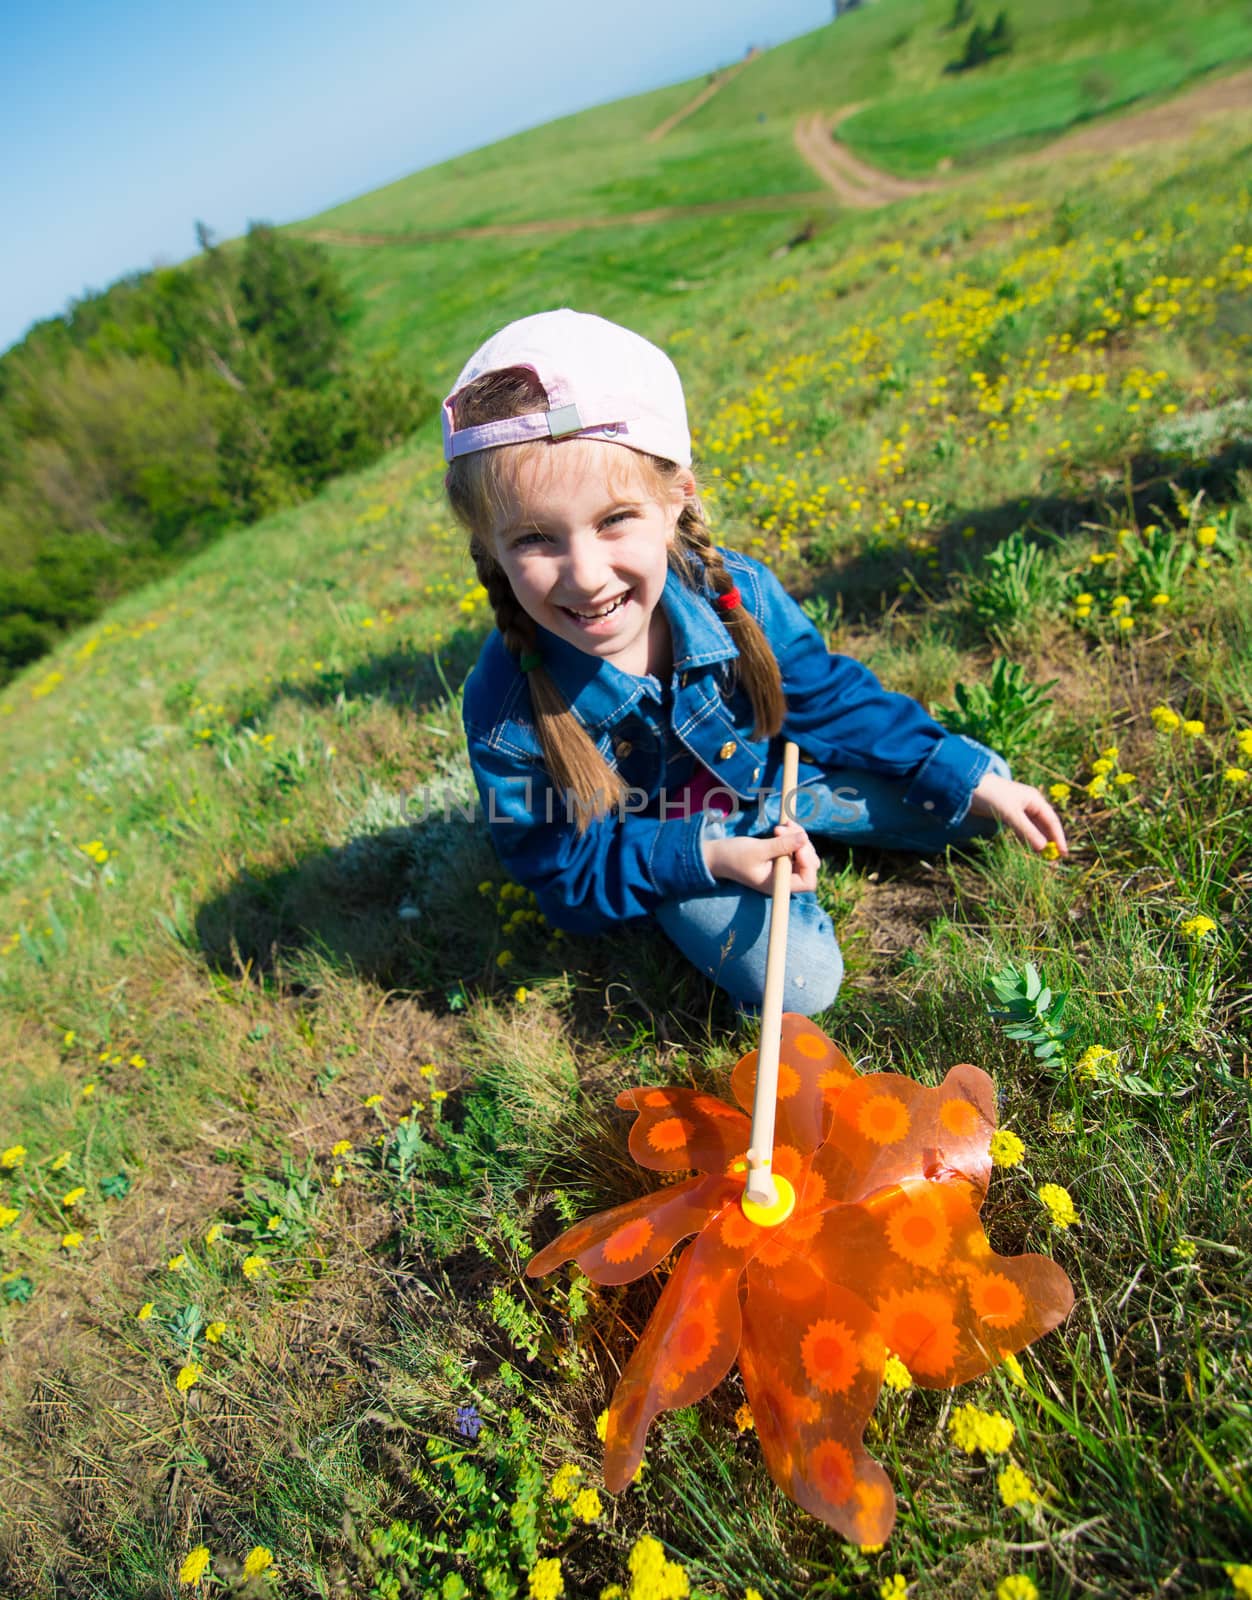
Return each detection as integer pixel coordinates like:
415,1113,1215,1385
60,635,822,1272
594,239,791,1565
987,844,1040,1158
444,309,1067,1016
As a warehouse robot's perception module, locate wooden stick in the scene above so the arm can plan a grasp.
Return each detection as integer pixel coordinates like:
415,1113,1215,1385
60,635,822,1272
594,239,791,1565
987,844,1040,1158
744,741,800,1209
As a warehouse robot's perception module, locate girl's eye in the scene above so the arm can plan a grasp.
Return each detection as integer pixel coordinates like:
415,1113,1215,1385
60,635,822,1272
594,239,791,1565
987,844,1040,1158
512,531,546,549
604,510,636,527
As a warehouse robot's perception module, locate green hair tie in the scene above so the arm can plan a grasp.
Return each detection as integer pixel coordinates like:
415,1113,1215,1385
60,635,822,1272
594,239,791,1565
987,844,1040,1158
519,651,543,673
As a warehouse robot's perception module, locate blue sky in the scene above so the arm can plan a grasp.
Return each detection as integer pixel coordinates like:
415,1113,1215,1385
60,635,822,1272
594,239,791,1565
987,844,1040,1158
3,0,829,354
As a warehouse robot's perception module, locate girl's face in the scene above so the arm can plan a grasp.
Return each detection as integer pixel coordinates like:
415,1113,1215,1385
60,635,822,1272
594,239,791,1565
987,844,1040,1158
489,440,690,678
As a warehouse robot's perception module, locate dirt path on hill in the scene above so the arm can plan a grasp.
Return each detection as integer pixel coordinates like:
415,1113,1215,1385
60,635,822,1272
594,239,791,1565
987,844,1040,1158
646,51,757,143
1033,63,1252,159
301,66,1252,250
793,108,942,208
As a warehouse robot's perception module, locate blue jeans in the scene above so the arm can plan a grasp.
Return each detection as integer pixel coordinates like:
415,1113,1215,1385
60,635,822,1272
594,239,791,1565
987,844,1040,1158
654,744,1010,1017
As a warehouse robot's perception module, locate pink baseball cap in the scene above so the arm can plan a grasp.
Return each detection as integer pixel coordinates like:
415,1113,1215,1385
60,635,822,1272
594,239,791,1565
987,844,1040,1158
442,308,692,468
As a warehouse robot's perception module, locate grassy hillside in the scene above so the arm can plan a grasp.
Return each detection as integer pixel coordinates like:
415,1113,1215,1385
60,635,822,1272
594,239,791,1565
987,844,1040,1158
1,5,1251,1597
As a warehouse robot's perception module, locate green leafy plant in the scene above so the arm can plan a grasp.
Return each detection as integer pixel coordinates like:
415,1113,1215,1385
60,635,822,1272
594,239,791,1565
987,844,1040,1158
935,656,1057,764
966,528,1059,633
986,960,1076,1065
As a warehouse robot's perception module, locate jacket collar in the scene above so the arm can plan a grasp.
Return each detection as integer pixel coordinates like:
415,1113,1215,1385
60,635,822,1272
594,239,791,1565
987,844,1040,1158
536,561,739,732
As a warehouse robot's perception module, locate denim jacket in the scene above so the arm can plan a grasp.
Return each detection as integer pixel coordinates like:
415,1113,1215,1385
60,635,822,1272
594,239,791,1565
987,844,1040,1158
461,547,991,933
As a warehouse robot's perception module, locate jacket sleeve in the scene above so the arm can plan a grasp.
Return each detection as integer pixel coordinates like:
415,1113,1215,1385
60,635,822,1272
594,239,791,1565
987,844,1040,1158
464,727,717,934
734,553,993,825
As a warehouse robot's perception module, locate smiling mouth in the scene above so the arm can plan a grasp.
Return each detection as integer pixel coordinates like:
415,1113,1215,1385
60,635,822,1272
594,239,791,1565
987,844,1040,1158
561,590,632,622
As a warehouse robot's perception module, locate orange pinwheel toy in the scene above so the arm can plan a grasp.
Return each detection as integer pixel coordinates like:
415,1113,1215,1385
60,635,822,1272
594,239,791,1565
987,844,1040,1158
527,746,1074,1543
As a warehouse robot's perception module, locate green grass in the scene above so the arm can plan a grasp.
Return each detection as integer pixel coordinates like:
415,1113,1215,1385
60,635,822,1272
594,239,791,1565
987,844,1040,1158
2,9,1252,1599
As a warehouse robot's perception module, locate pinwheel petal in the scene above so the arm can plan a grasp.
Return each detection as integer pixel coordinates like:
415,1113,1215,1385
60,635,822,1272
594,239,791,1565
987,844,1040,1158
730,1015,858,1157
615,1086,751,1174
526,1172,738,1285
803,1178,1074,1385
604,1198,761,1490
811,1064,995,1206
740,1259,895,1544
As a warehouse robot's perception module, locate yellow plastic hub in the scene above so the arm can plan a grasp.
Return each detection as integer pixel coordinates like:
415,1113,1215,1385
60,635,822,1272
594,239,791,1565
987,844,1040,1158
741,1173,796,1228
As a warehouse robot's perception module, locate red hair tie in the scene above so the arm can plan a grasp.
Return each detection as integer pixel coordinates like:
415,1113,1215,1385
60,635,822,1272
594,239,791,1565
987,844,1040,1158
714,586,742,613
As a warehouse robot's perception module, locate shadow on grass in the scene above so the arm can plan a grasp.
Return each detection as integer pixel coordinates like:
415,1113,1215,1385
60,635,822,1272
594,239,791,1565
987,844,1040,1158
803,437,1252,624
223,621,489,728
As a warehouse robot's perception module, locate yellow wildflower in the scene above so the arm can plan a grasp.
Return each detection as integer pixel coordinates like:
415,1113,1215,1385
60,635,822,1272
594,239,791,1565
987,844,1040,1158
989,1129,1025,1168
549,1462,582,1503
880,1580,908,1600
1075,1045,1118,1081
330,1165,344,1186
0,1204,18,1228
529,1557,564,1600
266,1215,282,1232
81,1082,96,1098
1,1146,26,1169
1000,1352,1026,1387
571,1487,603,1524
362,1093,383,1108
1084,774,1107,798
61,1231,83,1250
242,1254,267,1280
882,1353,913,1392
1179,915,1217,941
1150,593,1170,606
948,1404,1015,1455
496,949,513,968
129,1054,146,1069
998,1462,1040,1508
996,1579,1038,1600
204,1223,222,1246
1223,767,1248,785
1047,783,1070,804
1196,525,1217,546
1091,758,1115,776
1150,705,1181,732
1182,719,1205,737
734,1402,755,1432
50,1150,71,1171
514,986,530,1003
178,1546,211,1587
1100,744,1119,760
1114,772,1136,786
627,1534,689,1600
331,1138,352,1157
175,1362,202,1393
167,1252,187,1272
204,1321,227,1343
1237,730,1252,758
1225,1564,1252,1597
1040,841,1060,861
243,1547,274,1576
61,1186,86,1208
595,1409,609,1442
63,1030,76,1047
1038,1183,1080,1229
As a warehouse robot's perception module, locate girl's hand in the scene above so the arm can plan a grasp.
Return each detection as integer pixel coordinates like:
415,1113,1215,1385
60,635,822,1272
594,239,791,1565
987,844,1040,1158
969,773,1069,857
703,821,819,893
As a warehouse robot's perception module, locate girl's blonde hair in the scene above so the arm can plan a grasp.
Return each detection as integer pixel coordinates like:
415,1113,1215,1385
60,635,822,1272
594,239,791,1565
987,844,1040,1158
446,367,784,826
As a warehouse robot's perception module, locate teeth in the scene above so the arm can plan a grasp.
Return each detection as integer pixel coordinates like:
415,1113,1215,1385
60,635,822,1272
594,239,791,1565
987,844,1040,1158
568,593,628,620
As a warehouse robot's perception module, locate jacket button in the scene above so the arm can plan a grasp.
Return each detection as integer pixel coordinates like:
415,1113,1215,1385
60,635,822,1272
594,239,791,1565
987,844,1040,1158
614,739,633,759
717,741,736,760
751,766,761,783
679,673,689,688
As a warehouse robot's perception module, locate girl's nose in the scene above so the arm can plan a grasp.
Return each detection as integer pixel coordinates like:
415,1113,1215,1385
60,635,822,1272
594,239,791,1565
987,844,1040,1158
561,531,608,595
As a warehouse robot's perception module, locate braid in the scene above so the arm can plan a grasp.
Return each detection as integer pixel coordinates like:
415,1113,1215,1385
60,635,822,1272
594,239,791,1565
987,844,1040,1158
675,509,785,739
